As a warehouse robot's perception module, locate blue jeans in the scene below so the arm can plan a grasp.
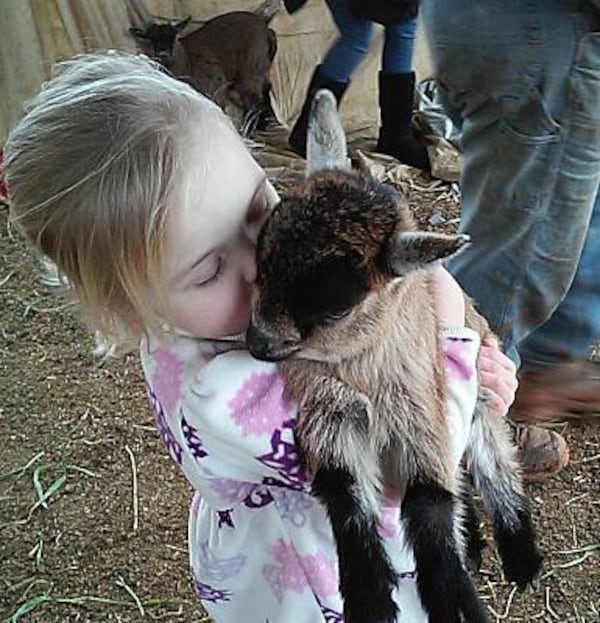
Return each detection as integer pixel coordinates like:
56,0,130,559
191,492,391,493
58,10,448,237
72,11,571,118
321,0,418,82
422,0,600,372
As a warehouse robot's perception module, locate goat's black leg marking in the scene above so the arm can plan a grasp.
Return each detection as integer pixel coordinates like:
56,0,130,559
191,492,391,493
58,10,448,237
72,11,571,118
299,387,398,621
462,486,487,573
493,503,543,589
312,467,398,623
402,481,489,623
299,385,398,622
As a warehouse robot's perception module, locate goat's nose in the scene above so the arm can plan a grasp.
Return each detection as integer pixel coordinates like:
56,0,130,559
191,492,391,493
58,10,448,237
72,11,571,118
246,324,293,362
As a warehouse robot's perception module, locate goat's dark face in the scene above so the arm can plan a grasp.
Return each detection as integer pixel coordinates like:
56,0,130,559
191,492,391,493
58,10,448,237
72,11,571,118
247,170,413,362
247,90,469,363
129,17,190,69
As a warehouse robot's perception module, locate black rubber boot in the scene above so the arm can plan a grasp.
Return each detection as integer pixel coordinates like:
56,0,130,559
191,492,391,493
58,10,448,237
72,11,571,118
376,71,430,172
289,65,349,157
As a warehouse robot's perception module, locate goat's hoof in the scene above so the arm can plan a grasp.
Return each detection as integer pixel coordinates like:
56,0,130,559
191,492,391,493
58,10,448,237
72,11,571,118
495,510,543,589
502,543,543,589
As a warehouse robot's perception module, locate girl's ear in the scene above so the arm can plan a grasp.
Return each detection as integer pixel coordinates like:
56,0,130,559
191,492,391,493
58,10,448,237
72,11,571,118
306,89,349,177
385,231,471,276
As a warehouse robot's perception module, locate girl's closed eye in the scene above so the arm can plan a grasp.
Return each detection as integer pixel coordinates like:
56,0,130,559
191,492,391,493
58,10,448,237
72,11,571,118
192,256,224,288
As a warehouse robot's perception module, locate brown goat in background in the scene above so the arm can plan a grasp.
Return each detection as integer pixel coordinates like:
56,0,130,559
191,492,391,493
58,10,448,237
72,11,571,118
247,90,542,623
129,1,279,136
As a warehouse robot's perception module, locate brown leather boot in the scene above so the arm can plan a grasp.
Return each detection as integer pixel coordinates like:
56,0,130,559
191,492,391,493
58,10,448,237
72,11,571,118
511,360,600,423
512,423,570,483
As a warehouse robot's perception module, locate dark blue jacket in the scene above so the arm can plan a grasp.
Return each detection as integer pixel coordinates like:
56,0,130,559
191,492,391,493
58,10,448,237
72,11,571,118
284,0,418,25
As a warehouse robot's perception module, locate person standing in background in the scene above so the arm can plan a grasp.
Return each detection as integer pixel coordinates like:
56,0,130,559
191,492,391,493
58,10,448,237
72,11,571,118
421,0,600,480
285,0,430,171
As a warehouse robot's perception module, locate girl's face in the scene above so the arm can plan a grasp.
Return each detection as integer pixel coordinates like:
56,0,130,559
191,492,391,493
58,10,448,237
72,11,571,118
164,112,278,339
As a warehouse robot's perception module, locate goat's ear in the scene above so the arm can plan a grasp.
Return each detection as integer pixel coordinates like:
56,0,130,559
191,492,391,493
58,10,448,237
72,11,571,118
129,26,148,39
306,89,349,177
174,16,191,32
385,231,470,275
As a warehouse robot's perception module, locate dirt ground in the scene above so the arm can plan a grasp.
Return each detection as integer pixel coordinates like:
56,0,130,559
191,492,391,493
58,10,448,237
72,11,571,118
1,140,599,622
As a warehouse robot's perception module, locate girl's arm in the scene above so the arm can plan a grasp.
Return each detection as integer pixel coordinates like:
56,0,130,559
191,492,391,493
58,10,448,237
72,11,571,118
430,265,517,417
430,265,518,465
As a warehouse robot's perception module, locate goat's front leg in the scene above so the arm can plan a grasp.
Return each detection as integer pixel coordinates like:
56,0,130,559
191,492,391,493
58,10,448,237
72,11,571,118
397,444,490,623
298,381,398,623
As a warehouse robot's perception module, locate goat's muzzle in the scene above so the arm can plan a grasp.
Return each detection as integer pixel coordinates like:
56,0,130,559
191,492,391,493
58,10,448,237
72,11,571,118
246,324,297,362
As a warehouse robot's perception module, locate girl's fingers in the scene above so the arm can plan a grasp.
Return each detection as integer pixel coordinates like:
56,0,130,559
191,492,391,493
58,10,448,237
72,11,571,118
478,336,519,416
479,345,518,378
484,392,507,416
479,369,517,416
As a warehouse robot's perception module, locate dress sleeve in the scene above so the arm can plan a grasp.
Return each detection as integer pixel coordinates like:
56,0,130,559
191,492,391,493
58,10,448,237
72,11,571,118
438,327,481,467
143,343,309,506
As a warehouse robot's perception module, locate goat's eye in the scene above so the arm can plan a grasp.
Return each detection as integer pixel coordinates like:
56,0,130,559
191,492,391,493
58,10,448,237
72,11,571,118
326,310,350,323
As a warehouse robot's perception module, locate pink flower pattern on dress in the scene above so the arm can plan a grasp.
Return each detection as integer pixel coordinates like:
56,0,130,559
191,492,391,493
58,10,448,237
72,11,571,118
269,539,308,593
263,540,340,604
228,371,293,436
378,504,400,539
303,552,339,599
442,338,475,382
150,348,184,413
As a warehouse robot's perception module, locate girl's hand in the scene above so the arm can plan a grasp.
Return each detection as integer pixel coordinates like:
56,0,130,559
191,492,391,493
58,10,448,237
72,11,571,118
430,265,465,328
478,336,518,416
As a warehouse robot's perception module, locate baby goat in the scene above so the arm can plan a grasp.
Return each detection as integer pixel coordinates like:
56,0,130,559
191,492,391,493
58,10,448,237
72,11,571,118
129,3,278,136
247,90,542,623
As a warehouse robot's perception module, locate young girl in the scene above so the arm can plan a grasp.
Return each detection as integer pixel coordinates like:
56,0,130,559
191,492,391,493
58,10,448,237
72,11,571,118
5,51,516,622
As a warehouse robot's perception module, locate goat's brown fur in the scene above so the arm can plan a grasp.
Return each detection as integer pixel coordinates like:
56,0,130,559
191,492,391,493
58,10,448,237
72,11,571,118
257,170,454,490
130,10,277,134
179,13,276,119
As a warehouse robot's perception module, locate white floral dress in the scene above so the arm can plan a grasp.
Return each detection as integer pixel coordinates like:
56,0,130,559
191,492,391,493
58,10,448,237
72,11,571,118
140,327,480,622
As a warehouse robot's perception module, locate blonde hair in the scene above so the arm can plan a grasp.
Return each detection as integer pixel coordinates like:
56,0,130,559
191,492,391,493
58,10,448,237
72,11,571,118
5,51,222,349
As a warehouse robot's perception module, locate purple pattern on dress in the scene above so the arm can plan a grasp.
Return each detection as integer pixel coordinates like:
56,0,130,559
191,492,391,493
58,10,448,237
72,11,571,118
217,509,235,528
197,541,246,581
399,570,417,580
243,486,274,508
316,596,344,623
146,383,182,465
193,578,232,603
209,478,274,509
257,419,307,489
181,411,208,460
270,488,314,528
